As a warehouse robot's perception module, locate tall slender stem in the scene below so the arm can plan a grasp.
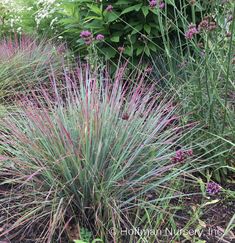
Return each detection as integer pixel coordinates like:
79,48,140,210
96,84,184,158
222,5,235,133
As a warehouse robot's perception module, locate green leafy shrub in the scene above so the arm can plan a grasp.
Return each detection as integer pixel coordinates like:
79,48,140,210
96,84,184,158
1,0,214,63
58,0,211,62
0,0,22,37
0,65,198,242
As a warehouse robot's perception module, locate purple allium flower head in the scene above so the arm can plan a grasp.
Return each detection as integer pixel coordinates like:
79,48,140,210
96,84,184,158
185,24,198,40
159,1,165,9
80,30,92,38
96,34,104,41
149,0,157,8
206,182,221,195
106,5,113,12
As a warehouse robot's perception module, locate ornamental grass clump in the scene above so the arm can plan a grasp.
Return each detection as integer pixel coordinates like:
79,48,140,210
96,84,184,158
0,65,196,242
0,35,67,102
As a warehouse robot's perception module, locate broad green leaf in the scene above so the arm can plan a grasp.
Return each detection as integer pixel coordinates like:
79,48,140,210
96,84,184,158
144,24,151,34
136,46,144,56
121,4,143,15
141,6,149,17
144,46,151,56
116,0,129,4
101,47,117,59
87,4,102,15
110,35,120,42
105,12,120,23
148,43,157,52
124,46,133,56
131,24,143,34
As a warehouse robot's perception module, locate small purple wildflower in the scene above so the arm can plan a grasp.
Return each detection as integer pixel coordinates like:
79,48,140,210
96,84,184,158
185,24,198,40
198,19,209,32
185,149,193,156
171,149,193,163
80,30,93,45
96,34,105,41
159,1,165,9
149,0,157,8
106,5,113,12
80,30,92,38
206,182,221,195
198,17,217,32
208,22,217,31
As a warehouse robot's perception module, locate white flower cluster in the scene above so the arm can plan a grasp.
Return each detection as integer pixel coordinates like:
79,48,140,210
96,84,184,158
35,0,61,28
0,0,24,33
0,0,62,34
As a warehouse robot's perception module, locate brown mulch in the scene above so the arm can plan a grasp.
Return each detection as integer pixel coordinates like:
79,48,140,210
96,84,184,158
172,183,235,243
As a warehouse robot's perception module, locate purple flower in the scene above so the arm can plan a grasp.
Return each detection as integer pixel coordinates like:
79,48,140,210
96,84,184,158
96,34,105,41
106,5,113,12
159,1,165,9
198,17,217,32
185,149,193,156
80,30,92,38
150,0,165,9
149,0,157,8
185,24,198,40
80,30,93,45
206,182,221,195
171,149,193,163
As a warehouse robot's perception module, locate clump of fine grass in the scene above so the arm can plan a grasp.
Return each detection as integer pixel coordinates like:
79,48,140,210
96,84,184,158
0,34,67,103
0,64,199,242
